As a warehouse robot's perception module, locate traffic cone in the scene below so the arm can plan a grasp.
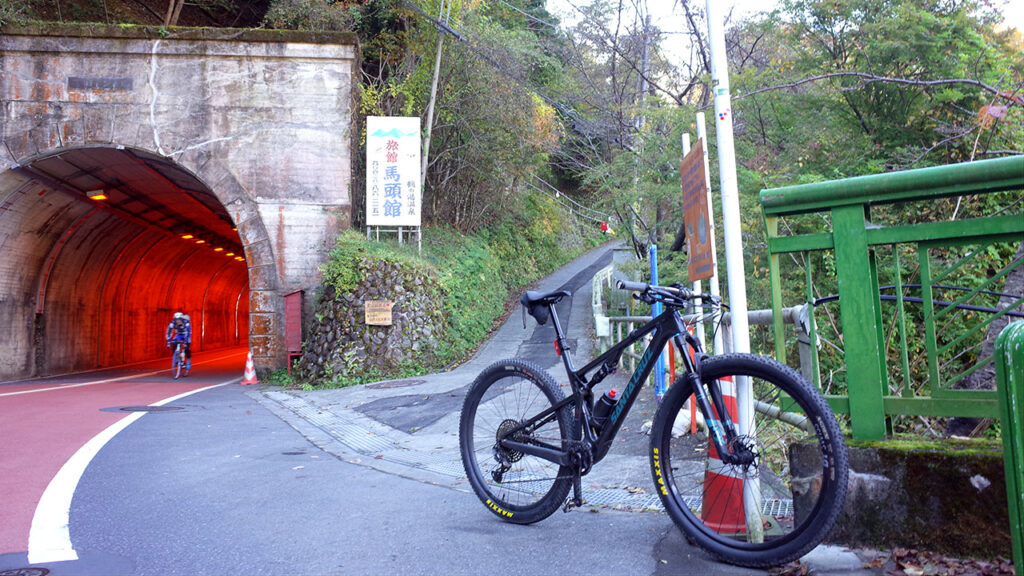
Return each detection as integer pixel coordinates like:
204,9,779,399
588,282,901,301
241,352,258,385
701,374,746,533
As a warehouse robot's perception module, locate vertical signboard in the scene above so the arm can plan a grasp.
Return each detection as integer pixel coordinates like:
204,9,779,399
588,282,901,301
366,116,421,227
681,139,715,282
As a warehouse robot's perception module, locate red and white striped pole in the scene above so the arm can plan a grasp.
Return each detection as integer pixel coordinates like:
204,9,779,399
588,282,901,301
701,375,745,533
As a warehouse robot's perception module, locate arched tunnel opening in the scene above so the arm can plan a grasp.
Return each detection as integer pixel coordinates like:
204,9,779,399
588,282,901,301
0,145,249,380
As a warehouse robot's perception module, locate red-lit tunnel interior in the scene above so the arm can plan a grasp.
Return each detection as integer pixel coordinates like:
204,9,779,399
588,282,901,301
0,146,249,380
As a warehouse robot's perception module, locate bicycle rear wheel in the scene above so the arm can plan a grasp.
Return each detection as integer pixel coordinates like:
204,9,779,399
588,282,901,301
650,354,848,567
459,359,576,524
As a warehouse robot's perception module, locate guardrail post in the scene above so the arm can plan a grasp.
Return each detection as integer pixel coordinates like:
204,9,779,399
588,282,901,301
832,205,888,439
996,321,1024,576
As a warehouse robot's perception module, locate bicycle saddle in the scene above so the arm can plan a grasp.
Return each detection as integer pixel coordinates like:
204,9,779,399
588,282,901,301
521,290,571,325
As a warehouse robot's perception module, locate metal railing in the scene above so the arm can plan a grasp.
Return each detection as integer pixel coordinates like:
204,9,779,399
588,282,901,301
760,156,1024,440
592,265,812,384
996,322,1024,576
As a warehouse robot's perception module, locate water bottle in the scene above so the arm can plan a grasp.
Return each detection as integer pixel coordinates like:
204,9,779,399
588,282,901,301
591,389,618,432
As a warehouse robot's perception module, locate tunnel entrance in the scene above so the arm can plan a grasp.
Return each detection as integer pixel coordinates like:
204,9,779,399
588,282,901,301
0,146,250,380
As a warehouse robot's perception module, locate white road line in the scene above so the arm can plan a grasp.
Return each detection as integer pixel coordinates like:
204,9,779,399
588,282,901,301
27,379,238,564
0,351,244,398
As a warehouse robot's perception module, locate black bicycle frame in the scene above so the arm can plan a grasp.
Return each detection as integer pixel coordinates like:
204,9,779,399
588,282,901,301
499,298,739,468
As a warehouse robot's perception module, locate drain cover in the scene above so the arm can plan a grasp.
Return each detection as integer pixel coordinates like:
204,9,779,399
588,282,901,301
0,569,50,576
100,405,185,413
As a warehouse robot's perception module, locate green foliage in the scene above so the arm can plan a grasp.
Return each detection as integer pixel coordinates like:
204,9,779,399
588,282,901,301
266,368,296,387
263,0,357,31
0,0,29,25
319,229,431,302
302,190,603,388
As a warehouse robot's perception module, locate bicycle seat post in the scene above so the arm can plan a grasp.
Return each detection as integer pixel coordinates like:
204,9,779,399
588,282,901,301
547,302,577,374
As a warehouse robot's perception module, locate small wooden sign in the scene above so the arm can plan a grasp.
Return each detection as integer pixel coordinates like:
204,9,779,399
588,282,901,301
364,300,393,326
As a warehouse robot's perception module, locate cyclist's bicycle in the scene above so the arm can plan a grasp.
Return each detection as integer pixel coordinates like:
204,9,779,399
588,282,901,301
170,341,189,379
459,281,848,567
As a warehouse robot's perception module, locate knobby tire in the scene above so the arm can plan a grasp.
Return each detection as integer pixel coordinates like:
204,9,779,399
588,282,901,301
650,353,848,567
459,359,576,524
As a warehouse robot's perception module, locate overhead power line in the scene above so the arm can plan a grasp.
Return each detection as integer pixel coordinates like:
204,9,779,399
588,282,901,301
396,0,579,120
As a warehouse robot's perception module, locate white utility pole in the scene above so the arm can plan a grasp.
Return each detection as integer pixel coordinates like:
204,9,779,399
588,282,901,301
695,113,724,358
704,0,761,542
422,0,452,185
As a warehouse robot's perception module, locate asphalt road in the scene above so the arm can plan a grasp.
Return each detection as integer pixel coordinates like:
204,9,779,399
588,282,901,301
1,377,761,576
0,245,874,576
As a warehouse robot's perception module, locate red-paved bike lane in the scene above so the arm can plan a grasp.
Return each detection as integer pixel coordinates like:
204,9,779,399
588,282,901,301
0,348,247,556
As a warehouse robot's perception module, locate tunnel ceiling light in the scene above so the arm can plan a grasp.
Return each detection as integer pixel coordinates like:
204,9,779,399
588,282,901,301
195,239,206,244
235,256,245,261
214,247,224,252
226,252,235,256
86,189,108,200
181,234,194,240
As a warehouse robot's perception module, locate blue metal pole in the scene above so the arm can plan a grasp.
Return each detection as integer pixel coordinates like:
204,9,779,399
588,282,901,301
650,244,665,399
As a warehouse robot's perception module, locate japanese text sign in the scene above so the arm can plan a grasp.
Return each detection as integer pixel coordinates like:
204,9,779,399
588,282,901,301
366,116,421,227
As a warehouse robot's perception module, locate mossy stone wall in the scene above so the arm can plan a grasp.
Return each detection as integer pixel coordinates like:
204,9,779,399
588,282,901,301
297,258,445,383
792,439,1010,558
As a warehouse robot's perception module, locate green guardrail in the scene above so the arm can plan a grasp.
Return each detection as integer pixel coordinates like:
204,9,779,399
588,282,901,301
996,321,1024,576
760,156,1024,440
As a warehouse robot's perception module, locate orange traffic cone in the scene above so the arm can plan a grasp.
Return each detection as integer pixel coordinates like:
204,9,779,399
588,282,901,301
241,352,258,385
701,374,745,533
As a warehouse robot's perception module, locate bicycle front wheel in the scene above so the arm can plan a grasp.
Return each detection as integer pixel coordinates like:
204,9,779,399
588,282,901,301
173,347,183,379
650,354,848,567
459,359,576,525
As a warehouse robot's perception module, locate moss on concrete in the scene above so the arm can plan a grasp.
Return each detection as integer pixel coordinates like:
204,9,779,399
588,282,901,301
821,439,1011,559
1,21,359,45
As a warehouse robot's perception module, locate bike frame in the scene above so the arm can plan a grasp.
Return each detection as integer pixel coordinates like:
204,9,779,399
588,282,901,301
500,299,740,468
171,342,186,365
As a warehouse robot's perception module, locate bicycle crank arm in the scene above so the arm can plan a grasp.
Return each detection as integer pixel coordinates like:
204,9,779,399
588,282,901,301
499,440,571,466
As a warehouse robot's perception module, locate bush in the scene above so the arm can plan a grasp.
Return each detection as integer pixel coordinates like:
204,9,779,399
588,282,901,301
300,190,604,386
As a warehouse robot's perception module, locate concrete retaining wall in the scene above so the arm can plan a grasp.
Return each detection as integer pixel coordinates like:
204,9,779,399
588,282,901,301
793,440,1011,558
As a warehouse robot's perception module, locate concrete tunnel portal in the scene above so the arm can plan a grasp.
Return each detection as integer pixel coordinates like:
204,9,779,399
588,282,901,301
0,145,250,380
1,24,361,380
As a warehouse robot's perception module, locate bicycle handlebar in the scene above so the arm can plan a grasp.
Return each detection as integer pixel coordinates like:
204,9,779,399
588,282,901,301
616,280,649,292
616,280,695,300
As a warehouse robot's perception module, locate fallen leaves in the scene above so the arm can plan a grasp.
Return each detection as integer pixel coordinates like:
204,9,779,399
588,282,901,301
769,548,1016,576
882,548,1016,576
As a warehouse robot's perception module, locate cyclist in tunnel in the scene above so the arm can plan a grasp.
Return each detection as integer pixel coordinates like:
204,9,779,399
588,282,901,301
166,312,192,375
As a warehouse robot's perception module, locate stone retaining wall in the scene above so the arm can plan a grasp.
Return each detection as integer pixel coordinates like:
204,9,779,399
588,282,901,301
298,258,446,383
792,440,1010,558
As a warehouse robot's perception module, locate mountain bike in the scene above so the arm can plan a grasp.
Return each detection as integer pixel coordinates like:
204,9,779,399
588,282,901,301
458,281,848,567
171,341,188,379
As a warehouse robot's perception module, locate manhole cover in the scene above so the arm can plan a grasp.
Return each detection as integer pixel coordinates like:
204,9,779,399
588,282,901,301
366,379,425,390
100,405,185,413
0,569,50,576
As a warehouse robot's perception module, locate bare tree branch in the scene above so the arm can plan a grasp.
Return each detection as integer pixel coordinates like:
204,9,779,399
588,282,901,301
734,72,1024,105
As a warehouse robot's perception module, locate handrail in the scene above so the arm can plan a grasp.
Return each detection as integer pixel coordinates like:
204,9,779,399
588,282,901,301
760,156,1023,216
760,157,1024,440
996,322,1024,576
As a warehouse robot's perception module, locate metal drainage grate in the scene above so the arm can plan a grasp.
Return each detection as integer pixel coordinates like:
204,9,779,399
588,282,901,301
0,569,51,576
